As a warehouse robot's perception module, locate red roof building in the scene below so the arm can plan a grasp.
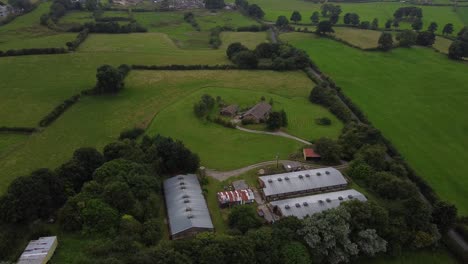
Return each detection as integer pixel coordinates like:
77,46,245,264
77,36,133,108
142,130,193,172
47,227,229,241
303,148,321,161
217,189,255,207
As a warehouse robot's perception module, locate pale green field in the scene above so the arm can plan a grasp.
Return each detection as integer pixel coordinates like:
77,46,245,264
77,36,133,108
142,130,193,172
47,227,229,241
220,31,268,49
433,36,453,54
333,27,385,49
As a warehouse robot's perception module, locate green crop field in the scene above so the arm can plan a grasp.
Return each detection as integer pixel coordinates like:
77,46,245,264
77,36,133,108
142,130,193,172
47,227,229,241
434,36,453,54
58,11,94,25
242,0,464,34
143,70,342,170
332,27,385,49
282,32,468,215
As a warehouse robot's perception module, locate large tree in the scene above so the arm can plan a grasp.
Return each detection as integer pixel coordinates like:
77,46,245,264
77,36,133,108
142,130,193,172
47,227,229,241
310,11,320,24
276,15,290,28
228,206,261,233
416,31,435,46
442,23,454,35
379,32,393,51
232,50,259,69
95,65,125,94
316,20,334,35
204,0,225,9
397,29,417,47
248,4,264,19
314,137,341,165
428,22,438,33
290,11,302,24
226,42,248,59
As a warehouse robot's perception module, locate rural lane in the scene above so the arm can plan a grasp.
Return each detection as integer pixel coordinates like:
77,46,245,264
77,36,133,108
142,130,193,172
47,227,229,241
206,160,349,181
235,126,311,145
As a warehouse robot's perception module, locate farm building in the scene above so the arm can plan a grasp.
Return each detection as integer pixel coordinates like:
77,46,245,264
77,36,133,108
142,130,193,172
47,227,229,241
17,236,58,264
258,167,348,201
303,148,321,161
283,161,302,172
270,189,367,219
242,102,271,123
232,179,248,190
217,189,255,207
164,174,214,240
220,104,238,116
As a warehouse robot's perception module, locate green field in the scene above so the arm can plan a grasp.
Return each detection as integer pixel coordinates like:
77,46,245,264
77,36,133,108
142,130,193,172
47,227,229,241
132,10,258,48
434,36,453,54
456,6,468,25
282,33,468,216
243,0,464,34
0,2,77,50
143,70,341,170
220,31,268,49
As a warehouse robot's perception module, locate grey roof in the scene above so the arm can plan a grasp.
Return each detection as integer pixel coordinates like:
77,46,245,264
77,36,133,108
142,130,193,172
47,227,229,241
18,236,57,264
232,179,248,190
164,174,213,236
220,104,238,115
260,167,347,197
270,189,367,219
244,102,271,119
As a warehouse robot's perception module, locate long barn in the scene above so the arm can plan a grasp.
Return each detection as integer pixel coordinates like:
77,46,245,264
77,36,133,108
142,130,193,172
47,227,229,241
258,167,348,201
164,174,214,240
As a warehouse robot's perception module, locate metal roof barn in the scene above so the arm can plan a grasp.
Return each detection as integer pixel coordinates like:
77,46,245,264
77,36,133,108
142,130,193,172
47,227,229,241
270,189,367,219
259,167,348,199
17,236,58,264
164,174,214,239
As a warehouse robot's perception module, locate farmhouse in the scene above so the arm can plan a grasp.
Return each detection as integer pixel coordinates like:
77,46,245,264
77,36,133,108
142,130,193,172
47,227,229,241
270,189,367,219
17,236,58,264
258,167,348,201
303,148,321,161
220,104,238,116
164,174,214,240
217,189,255,207
242,102,271,123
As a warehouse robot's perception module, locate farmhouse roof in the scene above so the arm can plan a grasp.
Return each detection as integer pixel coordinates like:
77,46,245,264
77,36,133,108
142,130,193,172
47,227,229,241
217,189,255,204
259,167,347,197
244,102,271,119
164,174,213,236
303,148,320,158
221,104,238,115
18,236,57,264
270,189,367,219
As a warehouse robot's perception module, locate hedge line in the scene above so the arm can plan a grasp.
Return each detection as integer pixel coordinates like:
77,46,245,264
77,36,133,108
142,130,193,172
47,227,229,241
0,127,37,134
39,94,81,127
66,28,89,51
0,48,67,57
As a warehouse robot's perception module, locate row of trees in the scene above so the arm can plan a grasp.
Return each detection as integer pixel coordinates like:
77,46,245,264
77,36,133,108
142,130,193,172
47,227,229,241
377,29,436,51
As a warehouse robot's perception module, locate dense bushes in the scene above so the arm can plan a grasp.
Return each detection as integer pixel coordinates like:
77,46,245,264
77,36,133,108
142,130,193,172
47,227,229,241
209,26,223,48
66,28,89,51
448,27,468,60
39,94,80,127
193,94,215,118
309,83,354,123
0,48,67,57
235,0,265,19
75,21,147,33
94,64,130,94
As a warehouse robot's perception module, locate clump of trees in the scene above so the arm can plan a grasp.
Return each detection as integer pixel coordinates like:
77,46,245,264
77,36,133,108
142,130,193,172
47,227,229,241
314,137,341,165
193,94,216,118
275,15,291,30
290,11,302,24
321,3,341,24
226,42,312,70
344,13,360,26
266,110,287,130
94,64,130,94
183,12,200,31
235,0,265,19
316,20,334,35
393,6,423,21
228,206,262,233
309,83,353,122
448,26,468,60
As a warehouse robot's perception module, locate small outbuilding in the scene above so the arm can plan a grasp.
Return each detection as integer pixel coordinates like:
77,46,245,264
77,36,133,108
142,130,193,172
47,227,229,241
242,102,272,123
17,236,58,264
220,104,238,116
217,189,255,207
303,148,321,161
232,179,248,190
283,161,302,172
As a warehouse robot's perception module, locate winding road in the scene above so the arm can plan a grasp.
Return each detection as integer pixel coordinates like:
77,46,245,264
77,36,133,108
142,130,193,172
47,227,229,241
206,160,349,181
235,126,311,145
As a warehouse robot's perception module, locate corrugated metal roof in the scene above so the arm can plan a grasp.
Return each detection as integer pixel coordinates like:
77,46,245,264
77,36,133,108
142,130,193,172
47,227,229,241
164,174,214,236
18,236,57,264
270,189,367,219
244,102,271,119
259,167,347,197
217,189,255,204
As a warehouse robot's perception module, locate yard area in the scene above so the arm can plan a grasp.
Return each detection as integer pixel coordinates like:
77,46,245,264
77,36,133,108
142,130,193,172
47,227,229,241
283,32,468,216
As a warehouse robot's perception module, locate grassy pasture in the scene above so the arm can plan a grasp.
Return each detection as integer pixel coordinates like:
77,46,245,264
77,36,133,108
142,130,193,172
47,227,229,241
433,36,453,54
0,70,337,196
0,2,76,50
332,27,384,49
194,9,259,30
0,32,239,127
282,33,468,215
0,134,29,157
58,11,94,25
456,6,468,25
142,70,341,170
220,31,268,49
242,0,464,34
